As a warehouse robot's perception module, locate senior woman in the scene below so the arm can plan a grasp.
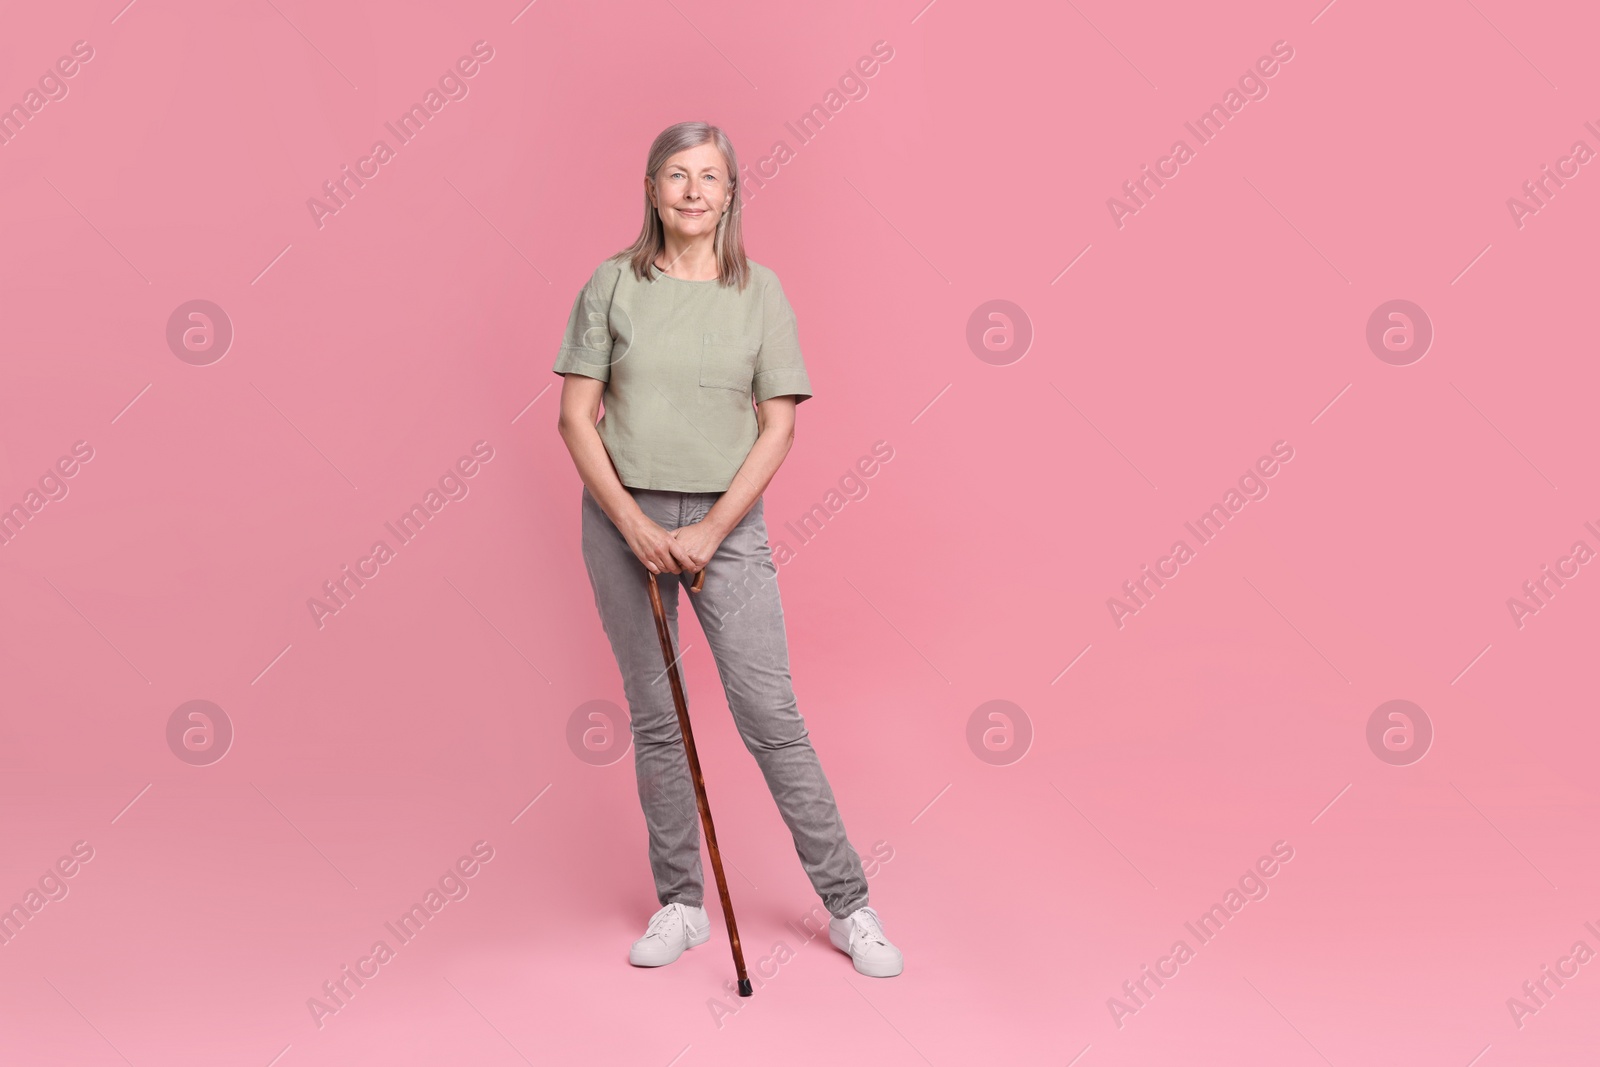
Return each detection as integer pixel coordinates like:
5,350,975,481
552,121,901,979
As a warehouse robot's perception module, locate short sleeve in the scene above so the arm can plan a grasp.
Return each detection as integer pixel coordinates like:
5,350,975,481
752,271,813,404
553,260,622,382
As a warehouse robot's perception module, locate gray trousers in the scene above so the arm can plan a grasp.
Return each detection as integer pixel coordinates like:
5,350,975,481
580,484,870,920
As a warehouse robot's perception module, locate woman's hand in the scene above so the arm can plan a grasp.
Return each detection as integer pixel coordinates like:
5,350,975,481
669,519,727,576
621,514,702,577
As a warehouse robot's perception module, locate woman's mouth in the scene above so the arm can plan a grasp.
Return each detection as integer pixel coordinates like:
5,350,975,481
678,208,706,217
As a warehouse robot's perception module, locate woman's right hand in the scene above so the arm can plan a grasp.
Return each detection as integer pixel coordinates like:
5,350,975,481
622,515,701,577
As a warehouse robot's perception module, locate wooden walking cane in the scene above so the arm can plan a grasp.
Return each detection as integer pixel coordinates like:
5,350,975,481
645,563,753,997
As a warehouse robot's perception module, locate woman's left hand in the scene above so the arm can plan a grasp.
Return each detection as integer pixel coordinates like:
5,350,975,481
670,520,725,576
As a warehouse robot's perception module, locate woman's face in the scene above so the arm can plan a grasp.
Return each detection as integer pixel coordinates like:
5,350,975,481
649,142,732,241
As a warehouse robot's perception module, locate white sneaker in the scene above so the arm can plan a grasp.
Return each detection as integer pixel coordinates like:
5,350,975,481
828,905,903,977
629,902,711,967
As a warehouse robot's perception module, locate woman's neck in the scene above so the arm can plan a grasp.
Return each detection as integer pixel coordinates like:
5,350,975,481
655,239,719,280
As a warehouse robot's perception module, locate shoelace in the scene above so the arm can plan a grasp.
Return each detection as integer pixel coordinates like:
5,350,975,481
851,909,888,948
644,905,683,941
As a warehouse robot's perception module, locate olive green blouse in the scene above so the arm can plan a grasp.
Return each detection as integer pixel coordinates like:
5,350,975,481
553,256,813,492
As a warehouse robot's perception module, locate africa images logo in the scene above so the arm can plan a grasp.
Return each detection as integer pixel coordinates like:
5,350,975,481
306,41,495,229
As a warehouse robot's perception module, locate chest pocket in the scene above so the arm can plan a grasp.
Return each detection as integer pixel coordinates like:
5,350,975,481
700,332,759,393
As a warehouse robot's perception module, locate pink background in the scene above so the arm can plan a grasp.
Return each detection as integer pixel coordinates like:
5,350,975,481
2,0,1598,1064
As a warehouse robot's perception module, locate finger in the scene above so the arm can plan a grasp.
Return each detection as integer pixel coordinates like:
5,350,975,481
667,541,699,570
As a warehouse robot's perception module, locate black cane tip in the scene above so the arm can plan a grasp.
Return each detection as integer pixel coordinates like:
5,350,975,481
738,978,753,997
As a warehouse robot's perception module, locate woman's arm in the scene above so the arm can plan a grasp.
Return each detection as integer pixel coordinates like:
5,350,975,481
694,395,796,542
556,373,698,575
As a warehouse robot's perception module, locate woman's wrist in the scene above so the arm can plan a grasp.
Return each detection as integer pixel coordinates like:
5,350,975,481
698,506,739,538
